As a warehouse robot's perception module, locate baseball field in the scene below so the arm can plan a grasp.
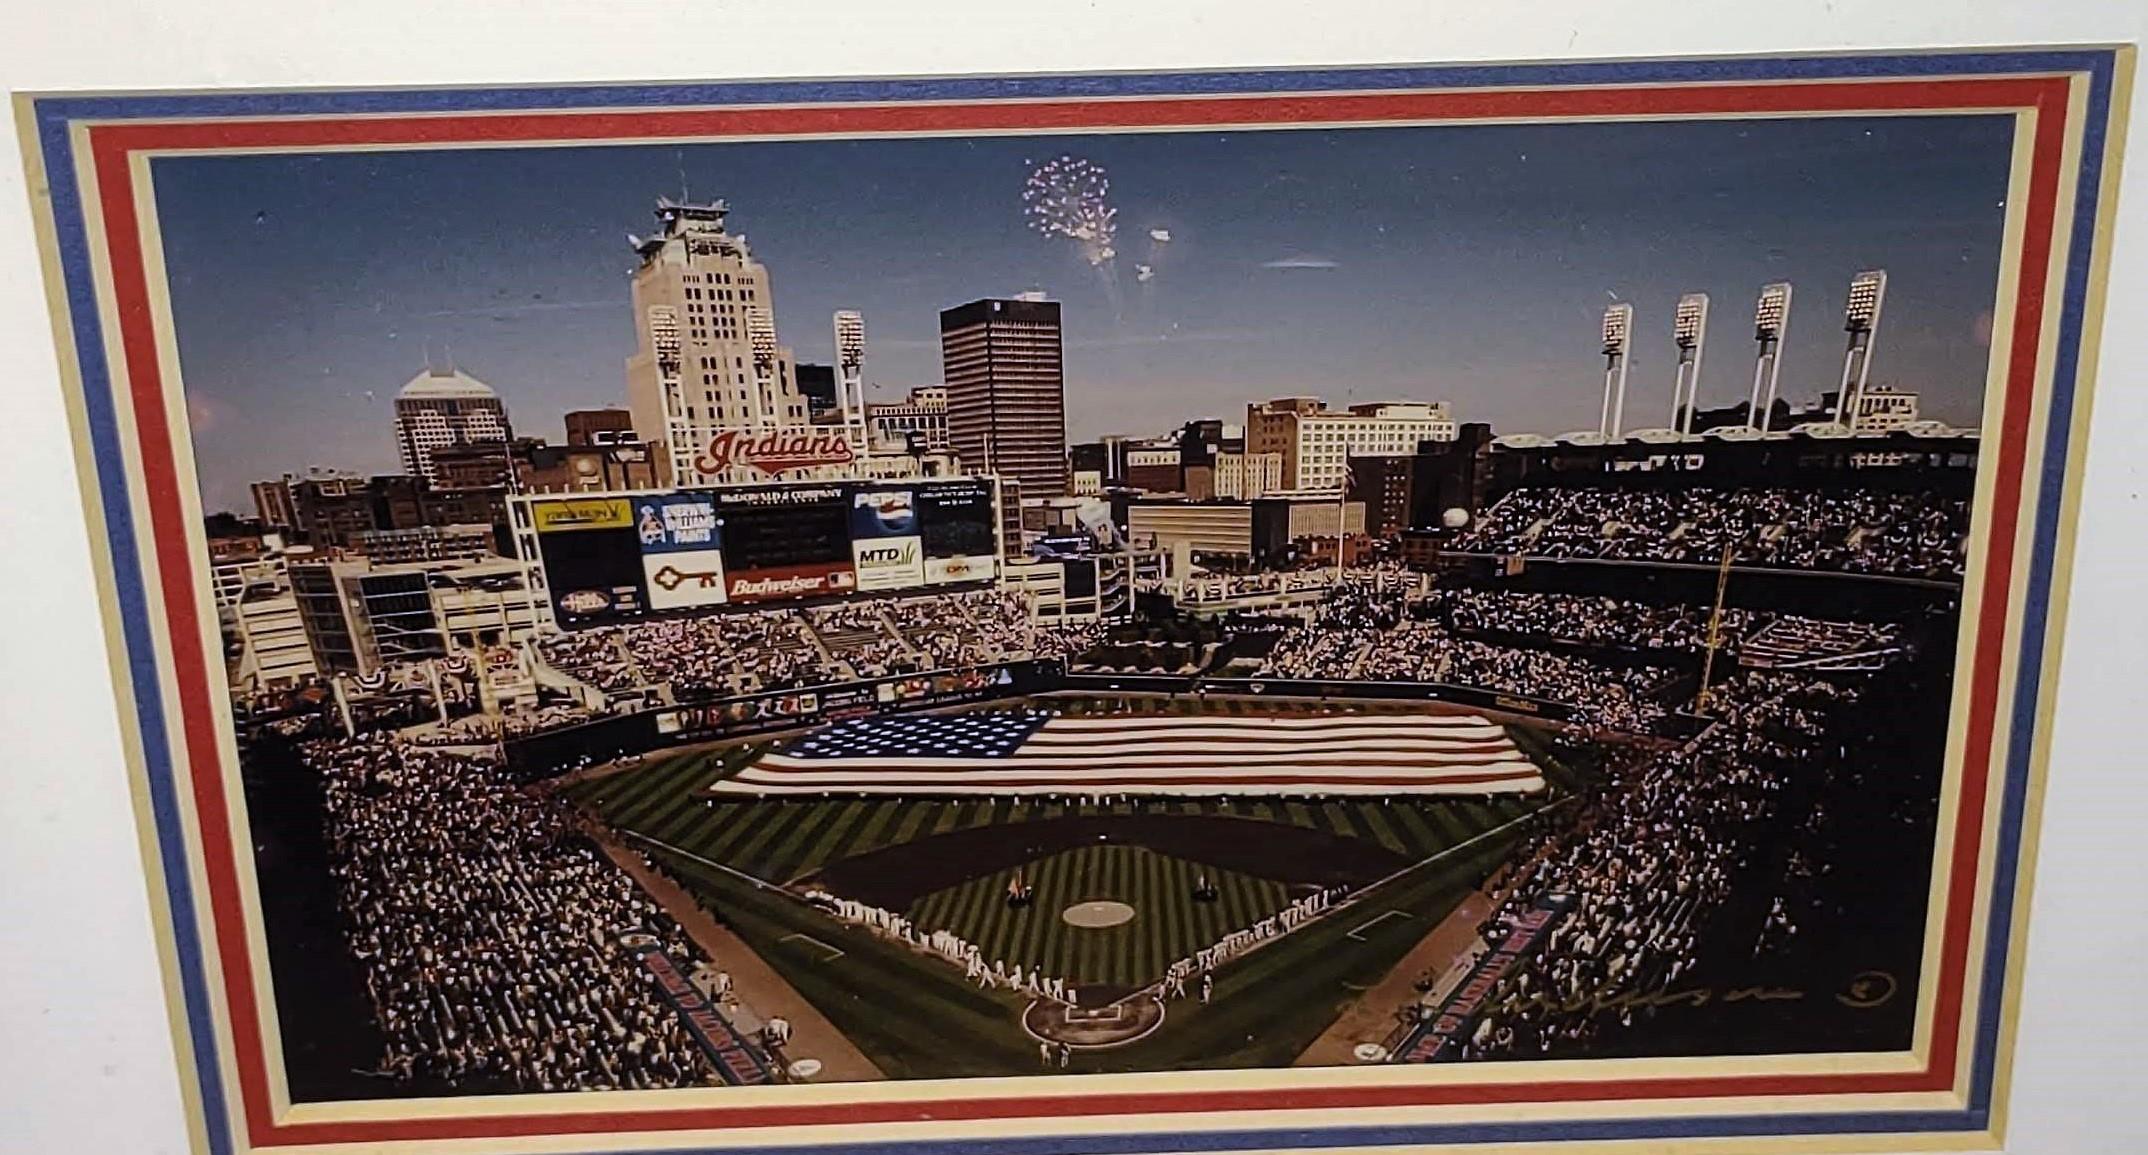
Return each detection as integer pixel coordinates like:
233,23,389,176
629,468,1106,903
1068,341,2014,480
563,700,1594,1077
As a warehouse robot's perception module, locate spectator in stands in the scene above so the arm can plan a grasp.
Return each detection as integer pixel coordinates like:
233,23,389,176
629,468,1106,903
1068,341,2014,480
302,735,759,1092
1453,486,1968,579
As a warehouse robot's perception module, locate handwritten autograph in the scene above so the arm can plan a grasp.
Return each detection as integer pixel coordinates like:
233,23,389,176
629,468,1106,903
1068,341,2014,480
1480,970,1898,1018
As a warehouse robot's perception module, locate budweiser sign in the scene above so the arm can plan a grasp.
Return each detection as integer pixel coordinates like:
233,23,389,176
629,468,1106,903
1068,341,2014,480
695,429,855,476
728,565,857,601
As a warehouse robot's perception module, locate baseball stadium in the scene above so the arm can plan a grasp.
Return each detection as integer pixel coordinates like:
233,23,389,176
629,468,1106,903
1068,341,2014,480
231,412,1966,1095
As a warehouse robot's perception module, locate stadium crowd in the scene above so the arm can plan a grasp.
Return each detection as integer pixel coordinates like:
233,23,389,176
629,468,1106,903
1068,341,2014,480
1177,569,1340,604
534,590,1048,708
1441,669,1862,1059
806,603,916,679
1419,589,1759,656
1453,486,1969,578
304,734,750,1091
1253,577,1676,731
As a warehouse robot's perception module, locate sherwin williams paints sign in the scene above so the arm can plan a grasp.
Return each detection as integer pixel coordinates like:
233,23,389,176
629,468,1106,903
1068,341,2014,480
636,493,727,611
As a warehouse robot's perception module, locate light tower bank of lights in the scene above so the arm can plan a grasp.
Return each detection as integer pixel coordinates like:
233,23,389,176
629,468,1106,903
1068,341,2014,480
834,309,868,450
1669,292,1711,437
1832,270,1888,427
1748,282,1794,432
1597,302,1634,440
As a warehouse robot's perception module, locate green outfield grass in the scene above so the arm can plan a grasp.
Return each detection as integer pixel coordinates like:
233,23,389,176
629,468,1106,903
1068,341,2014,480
568,743,1537,888
560,707,1564,1078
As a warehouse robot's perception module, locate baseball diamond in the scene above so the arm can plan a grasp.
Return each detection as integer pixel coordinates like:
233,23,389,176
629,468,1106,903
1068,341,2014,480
561,703,1568,1073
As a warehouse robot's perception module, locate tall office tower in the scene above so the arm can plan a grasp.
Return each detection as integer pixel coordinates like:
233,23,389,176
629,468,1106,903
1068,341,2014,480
392,367,512,486
939,297,1069,498
623,198,810,486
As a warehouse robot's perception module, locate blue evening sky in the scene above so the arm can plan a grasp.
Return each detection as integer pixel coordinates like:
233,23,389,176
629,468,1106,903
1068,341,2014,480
152,115,2015,513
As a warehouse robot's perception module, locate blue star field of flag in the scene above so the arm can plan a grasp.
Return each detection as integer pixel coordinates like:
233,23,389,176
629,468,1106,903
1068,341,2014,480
783,710,1053,760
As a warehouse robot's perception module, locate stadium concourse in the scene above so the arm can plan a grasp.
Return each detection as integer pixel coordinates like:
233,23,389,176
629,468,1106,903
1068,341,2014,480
240,476,1965,1089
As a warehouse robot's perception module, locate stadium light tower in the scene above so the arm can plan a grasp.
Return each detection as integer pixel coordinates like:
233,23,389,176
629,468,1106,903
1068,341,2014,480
1598,303,1634,440
1832,269,1888,427
1670,293,1710,437
1747,282,1794,432
747,304,778,430
834,310,867,450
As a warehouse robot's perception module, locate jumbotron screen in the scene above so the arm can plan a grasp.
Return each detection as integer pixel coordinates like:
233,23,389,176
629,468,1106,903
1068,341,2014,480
916,479,999,586
717,485,856,602
530,476,999,627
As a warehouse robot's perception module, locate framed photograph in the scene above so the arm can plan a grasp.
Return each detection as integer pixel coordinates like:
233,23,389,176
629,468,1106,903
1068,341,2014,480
17,44,2133,1155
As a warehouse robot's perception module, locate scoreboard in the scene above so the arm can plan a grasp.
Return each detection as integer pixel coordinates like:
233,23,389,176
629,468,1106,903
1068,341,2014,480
529,477,1001,629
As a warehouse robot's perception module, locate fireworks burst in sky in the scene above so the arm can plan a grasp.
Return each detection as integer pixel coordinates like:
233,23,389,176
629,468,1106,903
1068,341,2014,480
1023,155,1119,267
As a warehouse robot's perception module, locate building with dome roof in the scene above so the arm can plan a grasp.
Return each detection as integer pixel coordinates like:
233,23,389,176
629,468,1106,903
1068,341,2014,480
392,366,513,485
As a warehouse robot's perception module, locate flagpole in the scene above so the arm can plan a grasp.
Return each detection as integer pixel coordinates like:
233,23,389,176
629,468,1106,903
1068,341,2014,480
1696,543,1734,714
1335,467,1348,583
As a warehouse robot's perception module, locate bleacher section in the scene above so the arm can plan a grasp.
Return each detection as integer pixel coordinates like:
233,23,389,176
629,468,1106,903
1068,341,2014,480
532,590,1043,708
1738,616,1906,670
1454,486,1969,579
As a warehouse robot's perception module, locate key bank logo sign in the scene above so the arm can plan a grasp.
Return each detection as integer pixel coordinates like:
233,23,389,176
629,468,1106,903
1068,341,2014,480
643,550,728,610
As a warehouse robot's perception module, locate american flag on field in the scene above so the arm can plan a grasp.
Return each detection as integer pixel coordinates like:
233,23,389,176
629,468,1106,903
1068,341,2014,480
707,711,1545,798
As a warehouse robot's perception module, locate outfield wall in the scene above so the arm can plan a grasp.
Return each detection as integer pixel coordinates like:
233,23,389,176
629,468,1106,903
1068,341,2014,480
509,661,1708,778
1058,671,1711,740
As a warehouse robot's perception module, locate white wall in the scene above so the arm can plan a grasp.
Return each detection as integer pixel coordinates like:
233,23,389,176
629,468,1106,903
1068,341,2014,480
0,3,2144,1153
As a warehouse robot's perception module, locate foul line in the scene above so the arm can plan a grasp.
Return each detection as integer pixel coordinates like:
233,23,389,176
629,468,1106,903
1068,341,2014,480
1345,910,1412,941
779,933,846,962
621,830,782,892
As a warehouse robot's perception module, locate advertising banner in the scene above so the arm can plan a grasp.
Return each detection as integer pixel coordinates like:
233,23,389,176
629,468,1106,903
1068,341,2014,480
849,488,925,591
617,933,774,1085
636,493,728,611
726,560,856,603
538,524,648,627
924,554,994,585
643,551,729,610
532,497,632,533
917,479,998,586
852,537,923,591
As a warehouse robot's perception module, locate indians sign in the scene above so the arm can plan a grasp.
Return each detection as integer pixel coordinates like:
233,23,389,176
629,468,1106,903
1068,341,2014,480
695,428,856,476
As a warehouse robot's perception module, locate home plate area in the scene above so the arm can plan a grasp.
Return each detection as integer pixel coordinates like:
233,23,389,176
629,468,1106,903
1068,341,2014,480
1025,988,1167,1048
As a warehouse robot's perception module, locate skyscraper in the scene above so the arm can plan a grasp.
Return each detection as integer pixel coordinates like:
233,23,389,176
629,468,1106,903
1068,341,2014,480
623,198,811,486
392,367,511,486
939,297,1068,498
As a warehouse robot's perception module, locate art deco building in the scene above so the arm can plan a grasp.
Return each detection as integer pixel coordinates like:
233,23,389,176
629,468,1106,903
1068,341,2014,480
622,198,809,486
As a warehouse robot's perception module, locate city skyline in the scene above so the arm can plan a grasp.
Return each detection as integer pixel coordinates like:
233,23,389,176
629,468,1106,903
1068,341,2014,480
153,114,2016,513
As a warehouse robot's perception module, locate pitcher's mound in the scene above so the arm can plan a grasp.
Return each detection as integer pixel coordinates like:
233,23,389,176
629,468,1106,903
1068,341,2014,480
1061,900,1137,928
